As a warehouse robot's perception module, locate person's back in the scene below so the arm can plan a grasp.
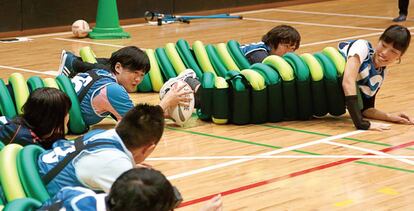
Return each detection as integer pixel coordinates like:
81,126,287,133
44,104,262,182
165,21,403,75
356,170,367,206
72,68,133,125
37,128,133,196
37,104,165,197
39,168,176,211
39,168,223,211
0,116,41,147
239,25,300,63
0,88,71,149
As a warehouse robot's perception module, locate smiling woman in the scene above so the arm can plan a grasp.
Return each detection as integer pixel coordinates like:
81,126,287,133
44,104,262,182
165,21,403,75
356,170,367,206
339,24,412,131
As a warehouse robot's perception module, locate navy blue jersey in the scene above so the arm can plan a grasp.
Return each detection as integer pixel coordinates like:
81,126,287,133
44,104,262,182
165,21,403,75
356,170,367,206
239,41,271,63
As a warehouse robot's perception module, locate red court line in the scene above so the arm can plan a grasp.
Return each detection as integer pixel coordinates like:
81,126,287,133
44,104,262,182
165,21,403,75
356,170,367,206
178,140,414,208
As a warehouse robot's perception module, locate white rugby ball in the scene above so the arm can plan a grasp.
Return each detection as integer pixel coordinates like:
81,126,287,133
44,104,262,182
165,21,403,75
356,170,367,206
160,80,194,126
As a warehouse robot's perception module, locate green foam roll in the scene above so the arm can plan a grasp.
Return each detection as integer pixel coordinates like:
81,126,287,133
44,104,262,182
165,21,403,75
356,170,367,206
3,198,42,211
136,73,153,92
300,53,328,117
17,145,50,202
241,69,267,123
145,49,164,92
314,52,345,116
206,44,227,77
0,79,17,118
193,41,216,75
43,78,60,89
212,77,229,124
215,43,240,71
226,71,249,125
0,144,26,202
9,73,30,115
165,43,187,75
27,76,45,92
322,47,345,76
198,72,216,120
56,75,88,134
227,40,250,69
250,63,283,122
263,55,297,120
263,55,295,81
155,48,177,80
284,53,312,120
176,39,203,78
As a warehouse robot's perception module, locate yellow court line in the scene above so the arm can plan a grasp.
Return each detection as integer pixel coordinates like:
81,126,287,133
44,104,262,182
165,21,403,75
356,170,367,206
334,199,353,207
378,187,399,196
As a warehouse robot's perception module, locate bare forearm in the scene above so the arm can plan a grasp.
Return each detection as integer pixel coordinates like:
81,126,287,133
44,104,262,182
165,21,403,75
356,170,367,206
362,108,390,122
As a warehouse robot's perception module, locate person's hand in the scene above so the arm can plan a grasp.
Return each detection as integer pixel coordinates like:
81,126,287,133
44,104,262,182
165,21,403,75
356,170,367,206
159,82,193,111
388,112,414,125
200,194,223,211
369,122,391,131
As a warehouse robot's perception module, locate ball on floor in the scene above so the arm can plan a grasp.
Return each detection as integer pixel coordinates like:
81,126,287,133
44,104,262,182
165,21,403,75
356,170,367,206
72,20,90,38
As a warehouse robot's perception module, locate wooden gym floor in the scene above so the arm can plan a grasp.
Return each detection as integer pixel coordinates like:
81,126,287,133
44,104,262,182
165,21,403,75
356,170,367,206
1,0,414,210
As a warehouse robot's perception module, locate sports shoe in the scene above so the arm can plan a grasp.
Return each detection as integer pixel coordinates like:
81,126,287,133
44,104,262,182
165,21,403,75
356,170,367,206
393,14,407,22
176,69,197,81
57,50,77,77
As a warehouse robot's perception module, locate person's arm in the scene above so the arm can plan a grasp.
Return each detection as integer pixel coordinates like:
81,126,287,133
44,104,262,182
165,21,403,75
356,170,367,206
358,77,413,125
361,91,414,124
91,84,134,122
342,40,390,131
342,56,372,130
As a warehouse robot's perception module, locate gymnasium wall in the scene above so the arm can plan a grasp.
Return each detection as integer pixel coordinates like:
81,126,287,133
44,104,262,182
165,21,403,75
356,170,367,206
0,0,289,33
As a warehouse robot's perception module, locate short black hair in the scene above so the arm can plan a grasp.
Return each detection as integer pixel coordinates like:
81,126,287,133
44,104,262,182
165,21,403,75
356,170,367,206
115,104,164,149
379,24,411,55
109,46,151,74
262,25,301,51
17,87,71,149
107,168,176,211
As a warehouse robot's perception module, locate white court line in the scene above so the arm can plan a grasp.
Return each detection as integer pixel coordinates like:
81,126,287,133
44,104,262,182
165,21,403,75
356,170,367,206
54,38,126,48
0,65,57,76
301,32,382,47
167,130,364,180
9,25,414,76
122,23,148,28
271,8,396,20
28,31,73,39
148,155,414,160
26,24,147,39
325,140,414,165
292,25,414,47
232,8,279,15
243,17,384,31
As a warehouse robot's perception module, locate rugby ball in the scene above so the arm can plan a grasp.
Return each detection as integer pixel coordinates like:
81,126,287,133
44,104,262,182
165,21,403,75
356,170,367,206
160,80,194,126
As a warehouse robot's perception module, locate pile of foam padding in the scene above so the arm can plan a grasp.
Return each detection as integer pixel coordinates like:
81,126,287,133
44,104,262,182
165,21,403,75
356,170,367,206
137,39,347,124
0,74,88,134
0,40,348,128
0,143,50,210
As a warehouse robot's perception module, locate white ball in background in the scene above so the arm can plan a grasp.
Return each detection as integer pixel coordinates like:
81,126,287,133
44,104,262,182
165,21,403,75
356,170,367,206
71,20,90,38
